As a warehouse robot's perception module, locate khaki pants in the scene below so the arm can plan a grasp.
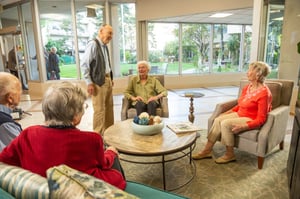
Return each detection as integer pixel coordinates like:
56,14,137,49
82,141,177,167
92,76,114,135
207,112,251,146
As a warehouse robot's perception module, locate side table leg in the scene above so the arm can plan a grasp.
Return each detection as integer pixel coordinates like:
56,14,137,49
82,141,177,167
162,155,166,190
188,97,194,123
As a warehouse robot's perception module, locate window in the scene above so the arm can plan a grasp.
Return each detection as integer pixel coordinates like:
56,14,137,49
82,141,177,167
118,3,136,76
147,22,251,75
182,24,211,74
213,24,243,73
265,4,284,73
38,1,104,80
147,23,179,75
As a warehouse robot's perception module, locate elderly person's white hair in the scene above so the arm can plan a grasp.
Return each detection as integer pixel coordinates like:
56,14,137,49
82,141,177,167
137,60,151,70
249,61,271,83
51,46,57,53
42,81,87,126
0,72,21,104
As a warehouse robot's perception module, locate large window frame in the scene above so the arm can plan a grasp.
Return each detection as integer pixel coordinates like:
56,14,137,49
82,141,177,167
146,22,252,76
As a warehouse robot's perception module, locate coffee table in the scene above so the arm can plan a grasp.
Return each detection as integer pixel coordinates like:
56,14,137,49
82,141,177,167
103,119,197,190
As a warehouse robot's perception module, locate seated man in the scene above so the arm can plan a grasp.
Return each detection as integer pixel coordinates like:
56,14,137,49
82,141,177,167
124,60,167,116
0,72,22,151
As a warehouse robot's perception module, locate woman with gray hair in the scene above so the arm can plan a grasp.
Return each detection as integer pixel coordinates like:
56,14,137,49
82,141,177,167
0,82,126,190
192,61,272,164
124,60,168,116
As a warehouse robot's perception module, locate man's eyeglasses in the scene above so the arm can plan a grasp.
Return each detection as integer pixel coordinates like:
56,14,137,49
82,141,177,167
83,103,88,110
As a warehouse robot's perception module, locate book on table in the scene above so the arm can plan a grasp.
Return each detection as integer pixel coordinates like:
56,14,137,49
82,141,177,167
167,122,202,133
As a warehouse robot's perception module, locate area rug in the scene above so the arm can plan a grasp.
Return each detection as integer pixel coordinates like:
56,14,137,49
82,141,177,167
121,130,290,199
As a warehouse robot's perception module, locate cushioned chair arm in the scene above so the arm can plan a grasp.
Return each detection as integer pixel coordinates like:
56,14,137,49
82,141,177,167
121,97,131,121
160,97,169,118
207,99,237,131
257,106,290,156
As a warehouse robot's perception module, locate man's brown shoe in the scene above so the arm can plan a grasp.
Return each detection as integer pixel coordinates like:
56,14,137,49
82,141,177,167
192,152,212,160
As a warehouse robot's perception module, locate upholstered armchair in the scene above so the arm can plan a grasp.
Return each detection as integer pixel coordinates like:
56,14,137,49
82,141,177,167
207,79,294,169
121,75,169,121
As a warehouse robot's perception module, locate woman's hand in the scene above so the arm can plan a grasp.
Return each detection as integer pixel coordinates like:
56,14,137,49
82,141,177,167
132,96,144,102
147,96,158,103
106,146,119,156
231,124,248,134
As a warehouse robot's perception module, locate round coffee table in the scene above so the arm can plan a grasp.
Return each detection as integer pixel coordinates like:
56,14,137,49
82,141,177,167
103,119,197,190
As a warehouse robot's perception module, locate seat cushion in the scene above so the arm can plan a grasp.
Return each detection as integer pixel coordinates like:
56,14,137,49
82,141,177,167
265,81,282,109
237,129,259,141
47,164,138,199
0,188,14,199
125,181,188,199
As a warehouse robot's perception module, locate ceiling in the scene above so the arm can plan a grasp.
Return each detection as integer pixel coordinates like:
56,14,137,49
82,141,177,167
0,1,254,25
151,8,253,25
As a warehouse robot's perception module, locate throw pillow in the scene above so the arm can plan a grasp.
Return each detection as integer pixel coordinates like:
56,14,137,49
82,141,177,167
46,164,139,199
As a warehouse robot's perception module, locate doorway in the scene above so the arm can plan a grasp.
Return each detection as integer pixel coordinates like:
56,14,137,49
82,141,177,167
0,27,28,90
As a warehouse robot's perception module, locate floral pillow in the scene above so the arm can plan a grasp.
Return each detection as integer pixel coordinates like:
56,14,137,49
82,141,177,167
46,164,139,199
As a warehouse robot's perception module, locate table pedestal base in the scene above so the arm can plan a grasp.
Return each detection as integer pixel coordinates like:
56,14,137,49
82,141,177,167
120,145,196,191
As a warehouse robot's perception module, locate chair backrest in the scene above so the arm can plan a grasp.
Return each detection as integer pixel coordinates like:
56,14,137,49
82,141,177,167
161,63,168,74
128,75,164,86
239,79,294,109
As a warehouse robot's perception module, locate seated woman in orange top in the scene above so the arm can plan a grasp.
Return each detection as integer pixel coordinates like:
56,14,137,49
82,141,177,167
0,82,126,190
192,61,272,164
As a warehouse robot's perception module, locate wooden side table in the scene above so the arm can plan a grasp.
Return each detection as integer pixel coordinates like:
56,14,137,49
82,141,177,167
182,92,204,123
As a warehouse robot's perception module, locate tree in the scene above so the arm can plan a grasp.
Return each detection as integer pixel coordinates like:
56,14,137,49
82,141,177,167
227,33,240,65
163,41,178,61
182,24,210,66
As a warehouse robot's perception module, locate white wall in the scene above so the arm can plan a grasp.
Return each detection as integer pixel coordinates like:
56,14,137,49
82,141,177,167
279,0,300,84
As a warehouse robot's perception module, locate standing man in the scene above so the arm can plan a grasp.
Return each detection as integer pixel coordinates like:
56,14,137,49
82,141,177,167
0,72,22,151
80,24,114,135
7,46,28,90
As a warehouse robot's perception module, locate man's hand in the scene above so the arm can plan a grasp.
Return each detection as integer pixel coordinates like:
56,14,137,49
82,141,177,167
87,84,95,96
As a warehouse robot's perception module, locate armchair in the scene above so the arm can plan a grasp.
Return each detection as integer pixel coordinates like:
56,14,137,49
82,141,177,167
207,79,294,169
121,75,169,121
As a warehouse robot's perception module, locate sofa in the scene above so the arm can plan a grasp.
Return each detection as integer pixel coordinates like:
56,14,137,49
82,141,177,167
0,163,188,199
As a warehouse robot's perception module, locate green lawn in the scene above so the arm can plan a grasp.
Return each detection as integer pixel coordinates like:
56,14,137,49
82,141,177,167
59,63,278,79
60,64,77,78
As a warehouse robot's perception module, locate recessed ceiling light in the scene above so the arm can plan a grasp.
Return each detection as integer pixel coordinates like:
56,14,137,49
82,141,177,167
209,13,233,18
85,4,103,9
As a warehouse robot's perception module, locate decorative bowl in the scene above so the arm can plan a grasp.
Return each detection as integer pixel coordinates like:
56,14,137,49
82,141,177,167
131,121,164,135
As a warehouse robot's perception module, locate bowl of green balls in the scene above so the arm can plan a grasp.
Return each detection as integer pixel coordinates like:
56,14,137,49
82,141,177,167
131,112,164,135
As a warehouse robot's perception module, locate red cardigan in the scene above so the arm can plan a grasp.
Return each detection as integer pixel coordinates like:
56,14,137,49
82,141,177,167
232,84,272,129
0,125,126,190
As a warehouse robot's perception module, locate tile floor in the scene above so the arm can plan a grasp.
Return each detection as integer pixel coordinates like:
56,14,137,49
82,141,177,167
17,86,240,131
